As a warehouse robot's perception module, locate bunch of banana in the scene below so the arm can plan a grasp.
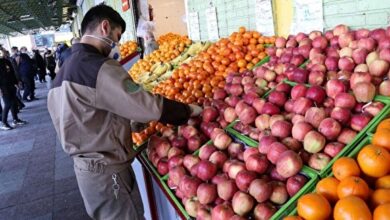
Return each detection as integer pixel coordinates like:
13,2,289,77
170,41,212,66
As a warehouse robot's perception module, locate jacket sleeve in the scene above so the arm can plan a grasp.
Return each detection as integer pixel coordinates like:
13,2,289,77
95,59,191,125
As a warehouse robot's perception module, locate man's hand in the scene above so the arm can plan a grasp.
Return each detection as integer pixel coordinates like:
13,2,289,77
189,104,202,117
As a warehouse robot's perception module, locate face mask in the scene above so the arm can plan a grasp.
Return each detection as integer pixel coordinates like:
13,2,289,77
84,35,121,60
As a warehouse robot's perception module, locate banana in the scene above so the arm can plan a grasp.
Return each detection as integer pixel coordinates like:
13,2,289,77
200,41,212,52
150,62,161,72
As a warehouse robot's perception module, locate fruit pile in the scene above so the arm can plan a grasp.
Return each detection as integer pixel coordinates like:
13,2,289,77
157,33,189,45
288,118,390,220
129,36,192,82
267,25,390,97
153,27,274,104
120,40,138,58
132,122,172,146
144,99,314,219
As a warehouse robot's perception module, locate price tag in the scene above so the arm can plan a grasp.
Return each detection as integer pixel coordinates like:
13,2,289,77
188,12,201,41
206,7,219,41
255,0,275,36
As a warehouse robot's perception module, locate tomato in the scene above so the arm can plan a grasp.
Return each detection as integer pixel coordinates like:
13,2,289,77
297,193,331,220
332,157,361,181
372,129,390,150
371,189,390,208
334,196,372,220
316,177,340,203
376,175,390,189
337,176,370,200
373,203,390,220
357,144,390,178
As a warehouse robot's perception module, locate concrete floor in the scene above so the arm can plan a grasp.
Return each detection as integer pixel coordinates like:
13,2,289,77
0,81,89,220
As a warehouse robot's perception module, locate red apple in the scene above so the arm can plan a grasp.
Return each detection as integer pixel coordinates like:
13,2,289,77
179,175,202,198
253,203,276,220
197,206,212,220
211,173,229,185
324,142,345,157
190,163,200,176
337,128,357,144
306,86,326,104
156,140,171,158
258,135,277,154
293,97,313,115
199,144,217,160
276,150,303,178
331,107,351,124
255,114,270,131
286,174,307,197
243,147,259,162
292,121,313,141
267,142,289,164
232,191,254,216
271,120,292,138
282,137,303,152
268,91,287,107
326,79,347,99
303,131,326,153
335,92,356,109
228,143,244,159
183,155,200,171
167,147,184,159
270,182,289,205
211,204,235,220
188,135,202,152
182,125,198,139
184,197,200,217
197,183,217,205
318,118,342,140
270,167,288,182
228,161,246,179
167,155,184,170
235,170,257,191
171,136,187,149
157,159,169,175
168,165,186,187
217,179,238,201
305,107,327,128
308,153,331,170
291,84,308,100
213,132,232,150
197,160,218,181
246,154,269,174
249,178,272,203
209,151,228,169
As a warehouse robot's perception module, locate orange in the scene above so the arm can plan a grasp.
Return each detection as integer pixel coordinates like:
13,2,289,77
337,176,370,200
332,157,361,181
373,203,390,220
372,129,390,150
376,175,390,189
316,177,340,203
283,216,303,220
377,119,390,131
357,144,390,178
371,189,390,208
334,196,372,220
297,193,331,220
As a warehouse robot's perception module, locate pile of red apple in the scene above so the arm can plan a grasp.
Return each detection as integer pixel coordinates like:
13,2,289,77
270,25,390,97
147,109,310,219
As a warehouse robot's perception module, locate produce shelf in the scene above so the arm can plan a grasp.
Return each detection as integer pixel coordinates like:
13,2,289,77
225,92,390,178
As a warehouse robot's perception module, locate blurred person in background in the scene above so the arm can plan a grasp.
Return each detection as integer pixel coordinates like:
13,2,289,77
33,49,47,83
56,37,80,73
44,49,56,80
18,47,37,101
0,50,27,130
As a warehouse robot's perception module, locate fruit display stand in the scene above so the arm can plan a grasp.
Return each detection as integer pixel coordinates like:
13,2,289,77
138,132,319,220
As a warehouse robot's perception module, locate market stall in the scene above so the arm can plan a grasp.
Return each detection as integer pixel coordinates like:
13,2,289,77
129,24,390,220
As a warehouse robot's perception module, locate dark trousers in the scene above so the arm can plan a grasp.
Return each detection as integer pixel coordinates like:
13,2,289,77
38,69,46,82
1,90,18,124
48,67,55,80
21,77,34,100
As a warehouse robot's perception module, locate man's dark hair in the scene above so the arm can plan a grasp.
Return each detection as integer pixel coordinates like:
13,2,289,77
11,46,18,51
81,4,126,35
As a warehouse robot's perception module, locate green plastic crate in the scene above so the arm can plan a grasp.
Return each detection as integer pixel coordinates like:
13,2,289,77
271,166,319,220
366,95,390,135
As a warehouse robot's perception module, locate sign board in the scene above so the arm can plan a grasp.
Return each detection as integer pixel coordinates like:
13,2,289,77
34,34,55,47
205,7,219,41
255,0,275,36
291,0,323,34
187,12,200,41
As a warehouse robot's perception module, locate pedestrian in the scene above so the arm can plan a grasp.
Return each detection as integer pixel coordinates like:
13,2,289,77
44,49,56,80
55,37,80,73
47,5,201,220
5,49,25,110
33,49,47,83
54,43,69,74
0,50,27,130
18,47,36,101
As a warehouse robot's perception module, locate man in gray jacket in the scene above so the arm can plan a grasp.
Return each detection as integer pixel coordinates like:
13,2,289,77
47,5,201,220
